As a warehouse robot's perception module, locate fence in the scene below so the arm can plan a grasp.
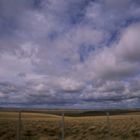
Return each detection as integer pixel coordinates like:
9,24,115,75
16,111,66,140
0,110,140,140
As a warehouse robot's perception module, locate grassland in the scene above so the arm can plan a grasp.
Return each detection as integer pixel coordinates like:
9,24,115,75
0,110,140,140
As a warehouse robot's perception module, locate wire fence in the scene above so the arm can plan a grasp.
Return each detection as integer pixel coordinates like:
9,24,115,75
0,110,140,140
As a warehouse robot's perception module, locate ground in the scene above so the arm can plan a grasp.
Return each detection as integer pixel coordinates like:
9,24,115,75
0,110,140,140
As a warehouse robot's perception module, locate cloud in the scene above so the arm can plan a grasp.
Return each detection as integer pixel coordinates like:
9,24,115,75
0,0,140,108
58,77,84,92
0,53,32,84
115,23,140,62
104,0,131,9
80,23,140,80
97,81,125,93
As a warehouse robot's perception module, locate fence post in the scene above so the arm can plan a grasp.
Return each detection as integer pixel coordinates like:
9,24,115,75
17,111,22,140
61,113,65,140
106,112,110,140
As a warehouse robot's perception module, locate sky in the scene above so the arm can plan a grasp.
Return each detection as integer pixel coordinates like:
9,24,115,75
0,0,140,109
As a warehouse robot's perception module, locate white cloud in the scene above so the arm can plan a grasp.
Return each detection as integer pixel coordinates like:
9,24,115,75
58,77,83,92
79,23,140,80
0,53,32,83
115,23,140,62
0,0,140,108
0,92,5,98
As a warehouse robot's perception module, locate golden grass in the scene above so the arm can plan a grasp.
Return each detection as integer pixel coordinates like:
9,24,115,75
0,111,140,140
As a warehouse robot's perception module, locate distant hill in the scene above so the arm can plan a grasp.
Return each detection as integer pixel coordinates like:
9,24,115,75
0,107,140,116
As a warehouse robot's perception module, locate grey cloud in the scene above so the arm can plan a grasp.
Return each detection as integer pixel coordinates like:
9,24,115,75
79,78,140,105
27,92,78,106
97,81,125,93
0,82,28,104
128,76,140,92
104,0,131,10
0,0,140,108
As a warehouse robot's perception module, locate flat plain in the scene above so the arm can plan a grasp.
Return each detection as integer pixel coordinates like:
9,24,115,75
0,109,140,140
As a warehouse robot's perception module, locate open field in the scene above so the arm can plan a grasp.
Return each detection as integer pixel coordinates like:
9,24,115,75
0,110,140,140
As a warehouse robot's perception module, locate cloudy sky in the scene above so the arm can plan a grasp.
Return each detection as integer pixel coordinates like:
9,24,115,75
0,0,140,109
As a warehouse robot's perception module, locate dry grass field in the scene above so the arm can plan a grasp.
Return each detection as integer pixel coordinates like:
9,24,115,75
0,110,140,140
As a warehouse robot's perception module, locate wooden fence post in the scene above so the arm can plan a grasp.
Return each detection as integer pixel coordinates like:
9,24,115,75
106,112,111,140
17,111,21,140
61,113,65,140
